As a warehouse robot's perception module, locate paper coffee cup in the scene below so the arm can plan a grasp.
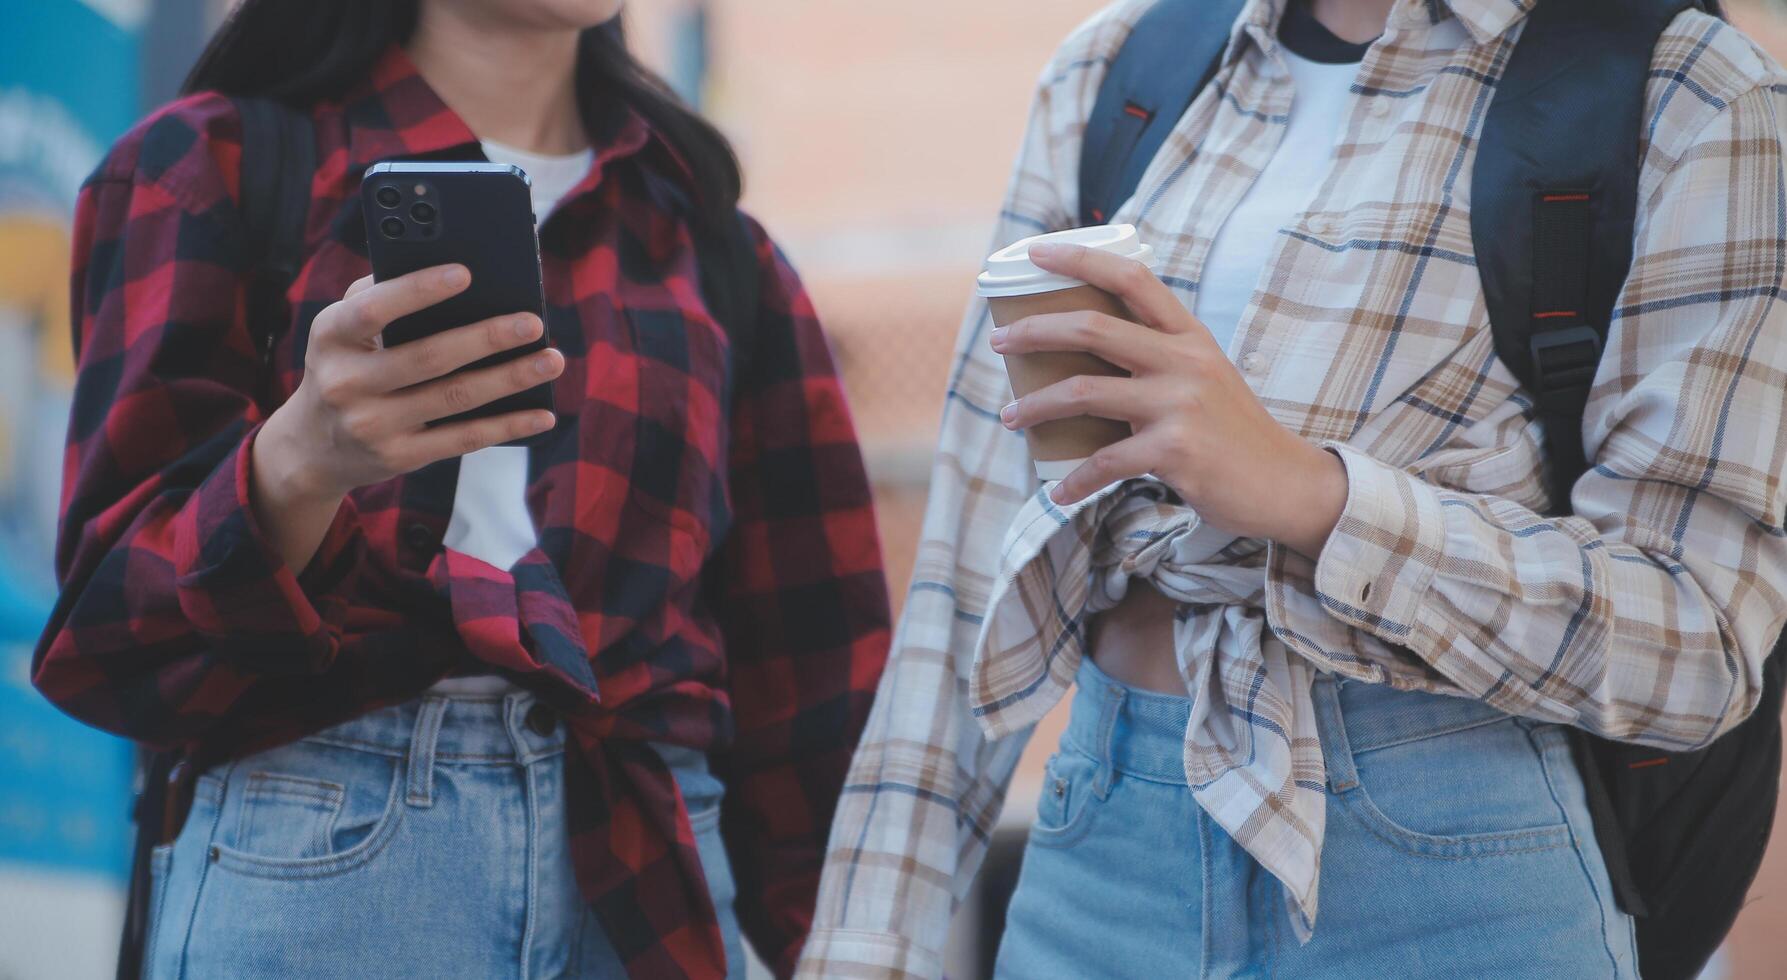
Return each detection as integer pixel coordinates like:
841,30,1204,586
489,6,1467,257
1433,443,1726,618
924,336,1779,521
978,224,1157,481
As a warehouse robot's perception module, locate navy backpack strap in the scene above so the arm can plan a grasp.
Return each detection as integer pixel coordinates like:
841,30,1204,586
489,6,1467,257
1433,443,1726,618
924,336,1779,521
1078,0,1248,227
233,96,317,369
1472,0,1704,505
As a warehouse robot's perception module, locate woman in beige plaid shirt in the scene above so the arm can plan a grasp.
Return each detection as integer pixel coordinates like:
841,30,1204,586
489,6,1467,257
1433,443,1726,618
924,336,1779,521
799,0,1787,977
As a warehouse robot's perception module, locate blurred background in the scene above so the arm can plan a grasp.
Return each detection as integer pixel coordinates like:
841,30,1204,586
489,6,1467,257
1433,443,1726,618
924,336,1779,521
3,1,1786,978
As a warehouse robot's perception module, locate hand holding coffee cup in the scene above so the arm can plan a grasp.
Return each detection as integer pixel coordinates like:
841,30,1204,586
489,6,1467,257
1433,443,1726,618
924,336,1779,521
986,227,1351,561
978,225,1157,480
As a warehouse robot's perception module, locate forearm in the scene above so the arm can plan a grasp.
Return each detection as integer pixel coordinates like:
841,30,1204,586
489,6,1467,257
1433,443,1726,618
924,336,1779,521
250,407,350,574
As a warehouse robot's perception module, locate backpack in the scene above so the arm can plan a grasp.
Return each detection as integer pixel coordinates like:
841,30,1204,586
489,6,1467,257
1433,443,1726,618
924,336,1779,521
113,95,763,980
1080,2,1785,977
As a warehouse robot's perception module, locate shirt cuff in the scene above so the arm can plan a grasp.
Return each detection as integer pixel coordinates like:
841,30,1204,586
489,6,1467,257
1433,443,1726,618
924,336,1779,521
1310,443,1446,638
796,929,942,980
173,423,361,671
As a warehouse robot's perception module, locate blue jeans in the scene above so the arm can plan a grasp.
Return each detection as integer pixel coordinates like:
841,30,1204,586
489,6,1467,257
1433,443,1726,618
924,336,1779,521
144,689,745,978
995,658,1637,979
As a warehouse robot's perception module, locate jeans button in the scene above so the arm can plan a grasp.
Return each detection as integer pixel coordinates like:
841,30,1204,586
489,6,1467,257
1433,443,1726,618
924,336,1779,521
524,703,558,737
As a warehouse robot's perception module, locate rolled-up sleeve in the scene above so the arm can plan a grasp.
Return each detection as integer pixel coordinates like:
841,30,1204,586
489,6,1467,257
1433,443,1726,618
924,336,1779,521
1267,81,1787,749
797,7,1135,972
173,423,363,664
712,220,892,978
35,101,368,747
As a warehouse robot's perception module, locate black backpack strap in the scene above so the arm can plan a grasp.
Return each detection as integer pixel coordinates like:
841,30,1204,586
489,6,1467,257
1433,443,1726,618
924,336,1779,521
1079,0,1248,227
1473,0,1706,505
233,96,317,369
1474,0,1709,923
691,210,762,397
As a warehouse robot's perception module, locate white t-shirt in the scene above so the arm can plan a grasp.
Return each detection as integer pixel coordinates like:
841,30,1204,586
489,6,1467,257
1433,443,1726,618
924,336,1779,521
429,139,591,697
441,139,593,571
1193,49,1357,353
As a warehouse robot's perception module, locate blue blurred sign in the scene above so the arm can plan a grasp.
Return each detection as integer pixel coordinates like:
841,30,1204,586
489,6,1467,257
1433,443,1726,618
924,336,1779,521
0,0,150,882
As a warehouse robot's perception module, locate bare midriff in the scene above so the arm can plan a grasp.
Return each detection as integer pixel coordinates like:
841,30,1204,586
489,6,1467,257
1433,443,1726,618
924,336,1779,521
1087,580,1185,694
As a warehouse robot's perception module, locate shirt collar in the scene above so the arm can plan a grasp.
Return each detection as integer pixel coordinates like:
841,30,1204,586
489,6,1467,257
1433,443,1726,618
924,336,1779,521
1224,0,1533,64
1424,0,1535,45
338,45,661,186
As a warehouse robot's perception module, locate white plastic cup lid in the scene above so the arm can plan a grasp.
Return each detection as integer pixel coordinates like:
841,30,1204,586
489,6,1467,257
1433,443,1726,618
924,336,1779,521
976,224,1157,298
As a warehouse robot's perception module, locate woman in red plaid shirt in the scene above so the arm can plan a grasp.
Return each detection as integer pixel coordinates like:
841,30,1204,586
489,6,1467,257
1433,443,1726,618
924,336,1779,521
34,1,891,977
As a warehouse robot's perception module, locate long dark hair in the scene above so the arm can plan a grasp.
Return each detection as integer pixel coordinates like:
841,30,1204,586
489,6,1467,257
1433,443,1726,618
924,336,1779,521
182,0,741,222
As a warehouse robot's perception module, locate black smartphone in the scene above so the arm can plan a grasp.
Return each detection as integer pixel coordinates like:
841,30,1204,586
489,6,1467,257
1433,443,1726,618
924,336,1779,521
360,161,551,426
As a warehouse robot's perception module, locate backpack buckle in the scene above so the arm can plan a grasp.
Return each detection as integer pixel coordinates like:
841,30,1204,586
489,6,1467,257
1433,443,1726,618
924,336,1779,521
1529,324,1602,393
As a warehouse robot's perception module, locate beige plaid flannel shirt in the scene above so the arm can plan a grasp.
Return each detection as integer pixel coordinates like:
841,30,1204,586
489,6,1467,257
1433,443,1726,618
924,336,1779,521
800,1,1787,975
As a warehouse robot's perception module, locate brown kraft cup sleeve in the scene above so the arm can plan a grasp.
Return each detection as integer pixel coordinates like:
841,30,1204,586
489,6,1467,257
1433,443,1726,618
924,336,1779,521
988,284,1135,472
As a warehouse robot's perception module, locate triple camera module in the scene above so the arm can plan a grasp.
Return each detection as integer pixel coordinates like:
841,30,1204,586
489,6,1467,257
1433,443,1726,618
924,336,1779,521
374,182,438,240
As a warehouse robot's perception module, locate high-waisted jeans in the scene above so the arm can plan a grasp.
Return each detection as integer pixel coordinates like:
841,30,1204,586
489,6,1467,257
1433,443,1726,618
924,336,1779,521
995,657,1637,979
143,687,744,978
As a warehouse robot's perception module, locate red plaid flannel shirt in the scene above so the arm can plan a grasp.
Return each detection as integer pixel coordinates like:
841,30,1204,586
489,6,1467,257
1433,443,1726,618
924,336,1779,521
35,47,890,979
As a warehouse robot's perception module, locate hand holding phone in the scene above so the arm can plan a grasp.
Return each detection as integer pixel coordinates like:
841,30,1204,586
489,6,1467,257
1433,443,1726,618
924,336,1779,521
248,161,560,573
260,264,563,503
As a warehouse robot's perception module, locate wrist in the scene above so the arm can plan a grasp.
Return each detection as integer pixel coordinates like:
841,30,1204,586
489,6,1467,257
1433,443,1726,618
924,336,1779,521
1277,444,1348,559
255,406,344,508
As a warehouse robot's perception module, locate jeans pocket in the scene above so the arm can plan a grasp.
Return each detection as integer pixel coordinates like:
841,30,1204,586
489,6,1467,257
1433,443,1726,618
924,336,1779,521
1027,751,1101,849
1336,714,1570,859
210,741,404,880
236,772,343,861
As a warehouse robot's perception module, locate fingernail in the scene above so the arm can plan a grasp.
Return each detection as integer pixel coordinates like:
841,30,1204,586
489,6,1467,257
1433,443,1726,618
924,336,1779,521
1000,401,1018,426
441,266,469,287
1029,243,1071,261
533,413,554,432
989,327,1007,348
513,316,537,339
1050,483,1068,503
535,352,558,376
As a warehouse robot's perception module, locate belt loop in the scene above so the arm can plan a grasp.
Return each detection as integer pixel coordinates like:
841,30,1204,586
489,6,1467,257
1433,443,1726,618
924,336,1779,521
407,697,449,808
1091,678,1125,800
1311,675,1358,793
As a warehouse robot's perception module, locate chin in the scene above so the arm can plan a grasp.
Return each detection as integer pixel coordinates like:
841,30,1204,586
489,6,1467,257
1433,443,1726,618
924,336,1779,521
447,0,624,31
532,0,626,29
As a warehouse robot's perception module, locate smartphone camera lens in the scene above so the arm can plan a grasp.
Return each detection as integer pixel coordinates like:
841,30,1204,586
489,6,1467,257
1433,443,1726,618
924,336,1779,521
380,216,405,239
375,186,402,209
410,201,437,223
